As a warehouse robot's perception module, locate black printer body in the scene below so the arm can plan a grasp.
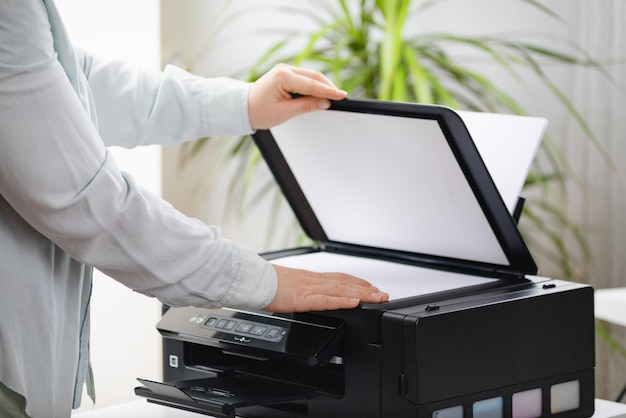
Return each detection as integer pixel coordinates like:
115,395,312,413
136,99,595,418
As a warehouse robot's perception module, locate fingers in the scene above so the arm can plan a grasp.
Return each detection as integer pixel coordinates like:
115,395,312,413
300,294,362,312
248,63,347,130
287,65,336,87
280,65,347,100
264,265,389,313
265,63,346,99
271,95,334,125
299,285,388,312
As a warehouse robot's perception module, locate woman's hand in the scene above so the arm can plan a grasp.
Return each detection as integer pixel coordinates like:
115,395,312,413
264,264,389,313
248,63,347,130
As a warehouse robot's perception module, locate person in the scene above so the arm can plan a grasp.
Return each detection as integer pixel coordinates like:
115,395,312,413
0,0,389,416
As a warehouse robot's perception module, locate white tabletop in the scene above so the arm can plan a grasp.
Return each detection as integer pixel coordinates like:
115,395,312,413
74,398,626,417
595,287,626,328
595,399,626,418
74,400,195,417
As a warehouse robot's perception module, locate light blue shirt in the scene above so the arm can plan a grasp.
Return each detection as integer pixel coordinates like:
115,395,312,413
0,0,277,416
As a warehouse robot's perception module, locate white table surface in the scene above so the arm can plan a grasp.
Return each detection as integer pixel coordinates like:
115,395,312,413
74,398,626,417
595,287,626,328
74,400,191,417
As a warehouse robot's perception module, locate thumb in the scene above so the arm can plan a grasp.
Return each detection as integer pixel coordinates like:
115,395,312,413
287,96,332,118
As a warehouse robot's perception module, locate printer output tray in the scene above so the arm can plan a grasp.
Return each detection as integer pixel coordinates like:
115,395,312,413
135,376,307,418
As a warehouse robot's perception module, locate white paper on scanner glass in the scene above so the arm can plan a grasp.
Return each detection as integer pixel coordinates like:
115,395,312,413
271,252,496,301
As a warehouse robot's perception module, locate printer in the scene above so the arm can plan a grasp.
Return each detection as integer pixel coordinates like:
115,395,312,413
135,99,595,418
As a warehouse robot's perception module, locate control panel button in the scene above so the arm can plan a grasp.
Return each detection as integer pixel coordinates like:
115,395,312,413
266,328,280,339
250,325,267,336
236,323,253,333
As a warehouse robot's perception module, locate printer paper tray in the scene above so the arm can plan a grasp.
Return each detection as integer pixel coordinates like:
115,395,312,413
135,376,307,418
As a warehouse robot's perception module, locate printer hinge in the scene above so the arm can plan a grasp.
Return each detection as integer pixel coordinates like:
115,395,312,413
399,374,408,396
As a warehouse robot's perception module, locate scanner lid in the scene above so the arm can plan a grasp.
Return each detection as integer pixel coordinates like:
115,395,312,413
253,98,546,277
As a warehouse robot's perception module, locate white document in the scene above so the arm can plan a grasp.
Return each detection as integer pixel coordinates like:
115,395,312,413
458,111,548,214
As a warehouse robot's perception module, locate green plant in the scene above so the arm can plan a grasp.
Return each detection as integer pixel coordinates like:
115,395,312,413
187,0,608,281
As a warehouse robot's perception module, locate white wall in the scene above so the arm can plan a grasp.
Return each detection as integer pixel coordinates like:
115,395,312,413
53,0,164,413
160,0,316,254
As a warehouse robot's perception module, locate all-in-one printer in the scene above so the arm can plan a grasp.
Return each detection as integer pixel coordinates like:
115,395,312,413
135,99,595,418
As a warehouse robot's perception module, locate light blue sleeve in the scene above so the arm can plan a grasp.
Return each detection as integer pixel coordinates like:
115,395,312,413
0,2,276,310
76,49,254,147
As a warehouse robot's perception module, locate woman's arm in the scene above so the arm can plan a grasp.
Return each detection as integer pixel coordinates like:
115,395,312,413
78,49,254,147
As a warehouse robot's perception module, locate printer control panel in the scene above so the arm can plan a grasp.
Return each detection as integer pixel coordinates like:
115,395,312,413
194,313,287,343
157,306,345,365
